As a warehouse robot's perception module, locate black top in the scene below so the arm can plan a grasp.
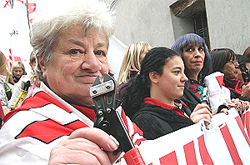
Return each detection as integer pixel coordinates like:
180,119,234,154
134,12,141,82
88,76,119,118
132,102,194,140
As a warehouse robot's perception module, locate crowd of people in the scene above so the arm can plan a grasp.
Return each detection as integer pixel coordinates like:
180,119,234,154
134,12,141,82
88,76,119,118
0,0,250,164
0,50,37,123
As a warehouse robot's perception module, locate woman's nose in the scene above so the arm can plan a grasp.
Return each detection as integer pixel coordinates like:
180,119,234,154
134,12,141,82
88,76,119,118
194,50,202,58
81,52,101,72
182,73,188,82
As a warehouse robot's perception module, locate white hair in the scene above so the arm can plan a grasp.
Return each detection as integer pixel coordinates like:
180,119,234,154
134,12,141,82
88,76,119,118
30,0,115,82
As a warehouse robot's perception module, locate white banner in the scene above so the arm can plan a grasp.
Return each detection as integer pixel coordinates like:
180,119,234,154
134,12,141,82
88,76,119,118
137,108,250,165
108,36,127,80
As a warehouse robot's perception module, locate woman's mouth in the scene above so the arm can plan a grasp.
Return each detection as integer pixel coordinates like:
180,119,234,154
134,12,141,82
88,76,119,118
193,61,202,64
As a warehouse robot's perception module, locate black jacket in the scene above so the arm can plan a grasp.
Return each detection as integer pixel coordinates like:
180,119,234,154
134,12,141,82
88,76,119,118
224,78,249,101
132,102,194,140
179,80,202,112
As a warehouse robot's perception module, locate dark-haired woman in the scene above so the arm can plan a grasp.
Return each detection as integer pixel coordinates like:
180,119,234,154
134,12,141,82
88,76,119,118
211,48,250,101
171,33,213,112
119,47,212,140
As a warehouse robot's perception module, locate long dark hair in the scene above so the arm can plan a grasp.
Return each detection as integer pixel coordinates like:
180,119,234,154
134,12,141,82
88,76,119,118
119,47,180,118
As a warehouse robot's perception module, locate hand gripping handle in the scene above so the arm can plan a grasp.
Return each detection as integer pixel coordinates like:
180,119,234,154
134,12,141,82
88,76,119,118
90,73,146,165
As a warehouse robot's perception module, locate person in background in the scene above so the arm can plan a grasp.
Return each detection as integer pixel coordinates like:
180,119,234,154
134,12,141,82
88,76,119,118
117,41,151,87
243,46,250,59
0,51,13,122
119,47,215,139
171,33,213,111
236,54,250,83
8,52,40,109
211,48,250,101
11,61,26,84
171,33,248,114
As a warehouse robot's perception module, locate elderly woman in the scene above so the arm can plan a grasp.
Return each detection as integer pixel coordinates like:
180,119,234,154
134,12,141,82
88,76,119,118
0,0,149,164
211,48,250,101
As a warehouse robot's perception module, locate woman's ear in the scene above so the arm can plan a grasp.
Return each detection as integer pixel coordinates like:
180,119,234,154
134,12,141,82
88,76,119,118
149,71,159,84
38,57,47,78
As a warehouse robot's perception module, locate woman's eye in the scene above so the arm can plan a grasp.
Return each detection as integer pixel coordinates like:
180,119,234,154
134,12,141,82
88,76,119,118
185,47,193,52
70,49,81,55
95,50,106,56
199,47,204,52
173,70,180,74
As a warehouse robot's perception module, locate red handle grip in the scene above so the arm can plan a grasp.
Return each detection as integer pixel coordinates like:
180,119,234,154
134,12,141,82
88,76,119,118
123,147,146,165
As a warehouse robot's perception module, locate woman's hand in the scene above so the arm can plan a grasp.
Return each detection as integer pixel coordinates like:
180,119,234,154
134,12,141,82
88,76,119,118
190,104,212,123
225,98,249,115
48,127,120,165
241,83,250,99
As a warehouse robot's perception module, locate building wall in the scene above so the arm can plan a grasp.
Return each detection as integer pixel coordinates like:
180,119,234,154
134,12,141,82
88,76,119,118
205,0,250,54
110,0,250,54
112,0,177,48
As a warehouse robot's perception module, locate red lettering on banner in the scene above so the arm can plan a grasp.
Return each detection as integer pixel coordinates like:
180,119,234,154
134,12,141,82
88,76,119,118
243,111,250,138
159,151,178,165
198,135,214,165
25,3,36,14
184,141,198,165
16,0,24,4
3,0,11,8
235,115,250,147
241,112,246,127
220,125,243,165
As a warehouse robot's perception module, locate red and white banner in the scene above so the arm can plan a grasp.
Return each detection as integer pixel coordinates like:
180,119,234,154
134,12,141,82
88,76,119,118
137,108,250,165
242,109,250,139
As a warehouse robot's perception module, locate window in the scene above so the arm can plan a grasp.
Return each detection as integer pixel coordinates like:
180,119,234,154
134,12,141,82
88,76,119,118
193,11,210,50
170,0,210,50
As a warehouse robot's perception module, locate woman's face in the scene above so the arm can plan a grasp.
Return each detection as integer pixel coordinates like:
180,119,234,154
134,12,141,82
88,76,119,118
151,56,188,103
13,68,24,78
223,58,239,79
39,25,109,105
182,44,205,77
237,63,250,82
